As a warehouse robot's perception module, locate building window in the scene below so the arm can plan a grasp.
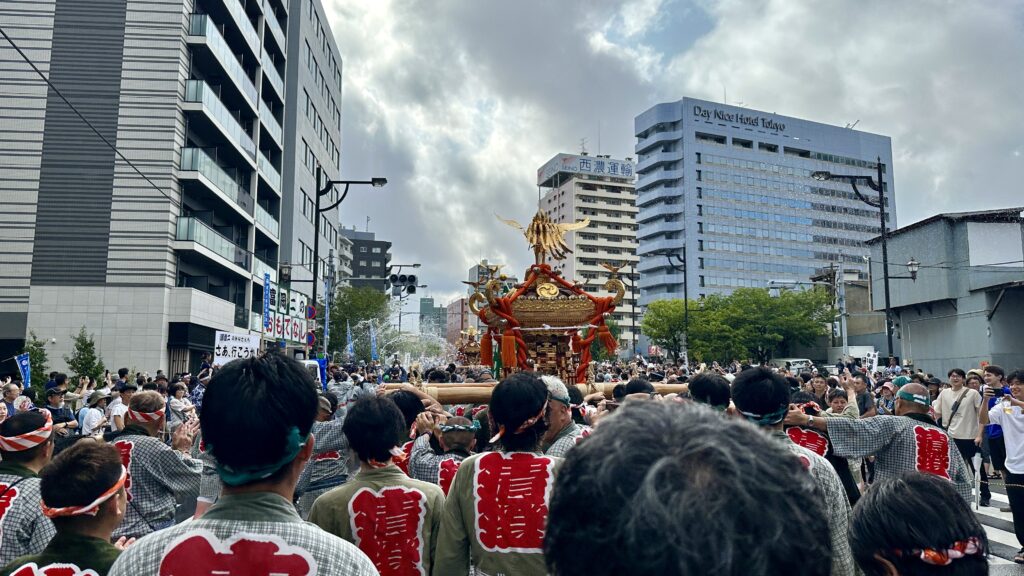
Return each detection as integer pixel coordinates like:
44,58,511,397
372,247,381,253
360,246,367,253
359,260,368,267
371,260,382,267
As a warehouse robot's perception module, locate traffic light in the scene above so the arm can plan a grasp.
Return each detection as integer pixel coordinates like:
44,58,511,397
389,273,418,296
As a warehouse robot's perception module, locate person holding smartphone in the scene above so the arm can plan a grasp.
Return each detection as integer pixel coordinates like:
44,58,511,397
977,369,1024,562
976,365,1011,507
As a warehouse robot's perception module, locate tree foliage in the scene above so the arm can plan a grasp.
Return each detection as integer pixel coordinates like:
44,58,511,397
643,288,833,363
20,331,49,398
582,318,622,362
64,326,105,382
317,286,393,361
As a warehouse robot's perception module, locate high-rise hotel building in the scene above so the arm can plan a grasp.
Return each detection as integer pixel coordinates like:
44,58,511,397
538,153,639,354
0,0,344,372
634,97,894,306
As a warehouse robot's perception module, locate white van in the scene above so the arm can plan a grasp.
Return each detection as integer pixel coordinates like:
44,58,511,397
772,358,814,372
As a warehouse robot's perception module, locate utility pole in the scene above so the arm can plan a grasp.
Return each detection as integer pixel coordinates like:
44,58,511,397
837,257,849,358
324,248,334,355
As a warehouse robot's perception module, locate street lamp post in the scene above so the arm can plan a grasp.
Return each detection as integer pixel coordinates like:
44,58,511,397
811,159,918,362
651,248,688,358
313,166,387,308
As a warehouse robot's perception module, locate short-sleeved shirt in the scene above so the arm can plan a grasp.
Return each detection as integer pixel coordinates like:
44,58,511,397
544,422,586,458
988,402,1024,474
855,391,874,416
935,387,983,440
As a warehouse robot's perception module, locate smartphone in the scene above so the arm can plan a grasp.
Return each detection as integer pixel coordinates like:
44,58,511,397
992,387,1005,398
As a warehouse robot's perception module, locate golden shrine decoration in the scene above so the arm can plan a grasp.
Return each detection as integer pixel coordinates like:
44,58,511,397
467,210,625,384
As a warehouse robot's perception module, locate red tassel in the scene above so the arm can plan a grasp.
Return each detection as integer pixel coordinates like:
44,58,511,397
480,332,493,366
598,324,617,354
501,330,518,368
571,334,583,354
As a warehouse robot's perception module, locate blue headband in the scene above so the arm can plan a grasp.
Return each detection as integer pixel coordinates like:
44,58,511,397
211,427,308,487
739,405,789,426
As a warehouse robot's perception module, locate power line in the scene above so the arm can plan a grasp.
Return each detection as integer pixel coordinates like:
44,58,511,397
0,25,181,210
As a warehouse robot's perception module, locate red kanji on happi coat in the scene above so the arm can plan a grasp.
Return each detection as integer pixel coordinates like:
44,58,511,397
313,451,341,462
787,427,829,457
395,441,414,476
438,459,461,496
158,530,316,576
349,487,428,576
913,426,951,479
0,483,20,538
473,452,556,553
11,563,99,576
113,441,134,501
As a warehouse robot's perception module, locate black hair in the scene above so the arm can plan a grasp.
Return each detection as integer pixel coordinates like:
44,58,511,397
49,371,57,379
947,368,966,378
545,402,832,576
785,376,801,390
53,434,96,456
624,378,654,395
688,373,730,409
142,382,157,391
566,385,587,425
441,416,475,452
731,367,790,426
117,368,129,379
798,372,813,383
852,371,868,382
1006,370,1024,385
0,412,53,462
827,388,848,403
612,384,627,401
389,390,423,430
984,365,1006,379
41,441,123,528
343,396,405,463
850,471,987,576
790,390,817,409
135,376,146,387
200,352,317,480
427,369,449,383
489,372,548,452
323,391,339,414
169,382,187,397
54,373,67,387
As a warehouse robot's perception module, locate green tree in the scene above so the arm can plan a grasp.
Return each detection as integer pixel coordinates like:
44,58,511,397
641,299,695,360
581,318,621,362
64,327,106,382
19,331,49,398
316,286,392,361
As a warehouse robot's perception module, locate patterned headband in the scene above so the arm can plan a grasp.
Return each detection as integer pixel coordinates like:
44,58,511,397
41,467,127,518
738,405,788,426
894,536,983,566
439,421,480,433
0,410,52,452
128,407,165,423
489,400,548,444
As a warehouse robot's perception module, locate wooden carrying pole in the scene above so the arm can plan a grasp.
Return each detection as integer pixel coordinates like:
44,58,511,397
384,383,687,404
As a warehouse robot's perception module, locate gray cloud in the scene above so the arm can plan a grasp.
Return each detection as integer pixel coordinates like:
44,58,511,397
327,0,1024,315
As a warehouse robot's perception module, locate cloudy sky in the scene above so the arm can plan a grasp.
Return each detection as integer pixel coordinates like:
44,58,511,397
325,0,1024,315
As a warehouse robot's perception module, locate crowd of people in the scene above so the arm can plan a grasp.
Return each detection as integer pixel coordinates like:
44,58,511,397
0,351,1015,575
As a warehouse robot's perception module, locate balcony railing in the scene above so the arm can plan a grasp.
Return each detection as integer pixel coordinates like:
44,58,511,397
259,105,282,144
263,0,286,47
176,217,251,269
189,14,258,105
257,151,281,191
224,0,259,55
184,80,256,158
255,203,280,237
180,147,253,214
253,256,278,284
261,50,284,97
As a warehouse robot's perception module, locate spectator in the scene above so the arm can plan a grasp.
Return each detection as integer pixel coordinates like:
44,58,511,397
544,401,832,576
876,382,897,416
167,382,196,420
108,382,137,433
935,368,982,479
1,442,131,576
977,369,1024,561
109,353,376,575
688,372,731,411
434,372,558,576
978,364,1010,507
1,384,18,418
80,391,110,436
787,383,973,502
851,372,877,417
850,471,987,575
0,412,56,566
43,388,77,437
293,394,350,520
188,374,209,416
732,367,855,576
309,395,445,575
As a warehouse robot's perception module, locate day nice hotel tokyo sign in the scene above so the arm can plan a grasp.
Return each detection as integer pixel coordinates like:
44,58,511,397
692,104,787,132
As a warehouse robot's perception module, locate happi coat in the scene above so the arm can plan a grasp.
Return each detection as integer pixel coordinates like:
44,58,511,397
1,532,121,576
0,463,54,567
110,426,202,539
309,464,445,576
108,492,378,576
408,433,469,495
296,418,352,519
433,451,560,576
826,413,973,501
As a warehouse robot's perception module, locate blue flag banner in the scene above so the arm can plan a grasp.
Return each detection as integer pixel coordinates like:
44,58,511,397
316,357,328,391
263,273,271,329
15,353,30,388
322,278,331,353
369,323,378,361
346,320,354,359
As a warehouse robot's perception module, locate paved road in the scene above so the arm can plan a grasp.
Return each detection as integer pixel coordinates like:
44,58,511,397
977,480,1024,573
